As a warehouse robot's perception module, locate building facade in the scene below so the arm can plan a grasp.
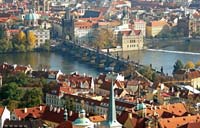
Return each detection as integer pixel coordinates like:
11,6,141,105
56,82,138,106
118,30,144,51
146,20,169,37
133,19,146,37
0,107,10,128
28,29,50,47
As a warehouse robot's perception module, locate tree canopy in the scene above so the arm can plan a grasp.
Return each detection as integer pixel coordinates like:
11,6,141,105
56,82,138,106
185,61,195,69
91,28,116,49
173,59,184,74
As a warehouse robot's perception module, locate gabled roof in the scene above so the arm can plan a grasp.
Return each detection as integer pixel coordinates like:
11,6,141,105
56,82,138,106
81,10,100,18
146,103,188,118
14,105,46,119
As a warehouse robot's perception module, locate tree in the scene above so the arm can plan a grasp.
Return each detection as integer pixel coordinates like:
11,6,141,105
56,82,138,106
195,61,200,68
0,82,23,100
185,61,195,69
173,59,183,74
92,28,115,49
139,66,154,81
27,31,36,48
18,30,26,43
21,88,43,107
0,26,5,39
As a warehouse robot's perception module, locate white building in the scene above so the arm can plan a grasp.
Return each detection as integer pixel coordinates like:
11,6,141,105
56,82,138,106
29,29,50,47
0,107,10,128
74,20,97,44
133,19,146,37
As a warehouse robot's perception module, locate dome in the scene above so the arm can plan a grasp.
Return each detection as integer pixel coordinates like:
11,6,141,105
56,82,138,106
73,117,93,126
136,103,146,110
24,10,39,20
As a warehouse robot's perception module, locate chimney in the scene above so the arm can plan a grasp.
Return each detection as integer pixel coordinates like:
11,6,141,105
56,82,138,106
39,105,43,111
54,107,57,112
0,75,2,87
24,108,27,113
50,105,53,111
57,108,60,113
151,105,153,110
69,111,73,116
128,112,132,119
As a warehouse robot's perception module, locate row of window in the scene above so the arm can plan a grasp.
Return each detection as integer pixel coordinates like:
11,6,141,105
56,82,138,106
127,44,139,48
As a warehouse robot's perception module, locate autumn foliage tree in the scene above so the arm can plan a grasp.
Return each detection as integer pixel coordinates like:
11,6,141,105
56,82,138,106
185,61,195,69
27,31,36,48
195,61,200,68
18,30,26,43
92,28,116,49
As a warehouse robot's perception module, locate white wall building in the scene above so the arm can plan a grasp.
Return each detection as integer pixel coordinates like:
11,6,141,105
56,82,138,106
29,29,50,47
0,107,10,128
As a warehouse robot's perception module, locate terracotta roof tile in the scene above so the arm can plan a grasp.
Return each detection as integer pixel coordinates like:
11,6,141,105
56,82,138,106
150,20,168,27
159,114,200,128
146,103,188,118
89,115,106,122
14,105,46,119
0,107,4,117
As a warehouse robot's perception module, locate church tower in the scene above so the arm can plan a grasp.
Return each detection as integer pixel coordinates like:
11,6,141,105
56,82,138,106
101,80,122,128
62,7,74,40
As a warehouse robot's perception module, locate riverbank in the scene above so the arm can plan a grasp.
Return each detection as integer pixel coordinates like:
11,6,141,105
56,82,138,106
145,38,200,53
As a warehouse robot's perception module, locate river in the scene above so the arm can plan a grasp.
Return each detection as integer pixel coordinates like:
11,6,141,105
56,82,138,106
1,50,200,76
118,49,200,75
0,52,100,77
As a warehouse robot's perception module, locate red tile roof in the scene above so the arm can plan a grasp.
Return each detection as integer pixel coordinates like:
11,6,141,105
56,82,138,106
0,107,4,117
89,115,106,122
159,114,200,128
146,103,188,118
14,105,46,119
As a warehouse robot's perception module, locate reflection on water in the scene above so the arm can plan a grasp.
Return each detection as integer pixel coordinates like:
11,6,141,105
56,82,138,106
1,50,200,76
0,52,100,77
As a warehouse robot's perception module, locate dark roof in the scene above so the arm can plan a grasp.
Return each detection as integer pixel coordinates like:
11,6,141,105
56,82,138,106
56,121,73,128
178,122,200,128
81,10,100,18
3,119,45,128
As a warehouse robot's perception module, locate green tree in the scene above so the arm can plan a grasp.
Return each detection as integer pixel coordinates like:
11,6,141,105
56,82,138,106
173,59,183,74
0,26,5,39
139,66,154,81
64,97,75,111
185,61,195,69
0,82,23,100
21,88,43,107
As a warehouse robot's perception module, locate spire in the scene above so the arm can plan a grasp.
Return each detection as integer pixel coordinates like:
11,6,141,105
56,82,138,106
102,79,122,128
108,80,117,122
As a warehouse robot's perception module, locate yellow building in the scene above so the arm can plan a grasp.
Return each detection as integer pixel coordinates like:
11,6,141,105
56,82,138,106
146,20,169,38
118,30,144,51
